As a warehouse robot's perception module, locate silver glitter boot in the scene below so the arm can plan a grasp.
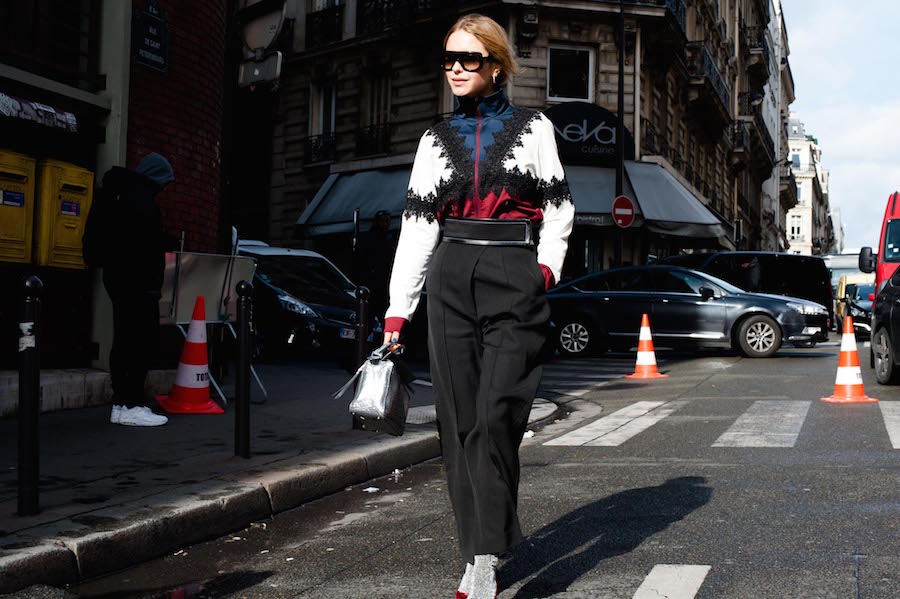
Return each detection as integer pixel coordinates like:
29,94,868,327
468,554,498,599
456,562,474,599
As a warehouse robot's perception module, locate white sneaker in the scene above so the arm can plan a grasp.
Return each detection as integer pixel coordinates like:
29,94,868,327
116,406,168,427
110,404,123,424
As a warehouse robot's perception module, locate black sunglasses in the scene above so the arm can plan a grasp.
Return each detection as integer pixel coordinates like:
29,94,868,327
442,51,496,72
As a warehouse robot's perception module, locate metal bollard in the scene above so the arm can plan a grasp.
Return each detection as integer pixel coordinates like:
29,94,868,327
355,286,370,369
235,280,252,459
18,276,43,516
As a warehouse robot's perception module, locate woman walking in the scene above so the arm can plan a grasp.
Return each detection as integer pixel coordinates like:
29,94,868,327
383,14,574,598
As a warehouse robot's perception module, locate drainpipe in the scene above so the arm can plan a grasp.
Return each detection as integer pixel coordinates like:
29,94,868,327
633,25,641,160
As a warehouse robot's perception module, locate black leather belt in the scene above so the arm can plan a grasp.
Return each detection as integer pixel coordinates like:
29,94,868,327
442,218,535,247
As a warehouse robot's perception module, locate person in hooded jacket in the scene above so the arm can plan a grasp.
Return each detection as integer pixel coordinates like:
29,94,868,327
84,152,177,427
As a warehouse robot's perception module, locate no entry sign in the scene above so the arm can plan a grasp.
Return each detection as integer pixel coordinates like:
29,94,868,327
613,195,635,228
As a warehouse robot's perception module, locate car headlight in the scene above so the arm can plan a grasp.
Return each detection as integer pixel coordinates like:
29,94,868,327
787,302,827,316
278,294,320,318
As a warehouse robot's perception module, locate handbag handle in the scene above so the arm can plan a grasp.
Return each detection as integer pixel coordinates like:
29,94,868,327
331,342,406,400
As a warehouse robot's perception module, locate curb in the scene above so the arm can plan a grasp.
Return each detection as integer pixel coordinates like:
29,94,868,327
1,399,557,594
0,430,440,594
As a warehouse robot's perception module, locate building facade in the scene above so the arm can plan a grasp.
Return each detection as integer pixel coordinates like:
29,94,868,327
0,0,228,368
786,112,834,255
759,0,797,252
238,0,793,279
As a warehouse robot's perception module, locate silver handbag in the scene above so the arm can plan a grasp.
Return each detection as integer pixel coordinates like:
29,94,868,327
333,343,412,437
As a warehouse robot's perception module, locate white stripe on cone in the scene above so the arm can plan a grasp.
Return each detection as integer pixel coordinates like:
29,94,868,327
636,351,657,366
186,318,207,344
639,327,652,341
834,366,864,386
840,333,857,352
174,362,210,389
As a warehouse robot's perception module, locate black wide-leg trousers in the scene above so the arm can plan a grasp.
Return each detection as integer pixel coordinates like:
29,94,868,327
427,240,550,562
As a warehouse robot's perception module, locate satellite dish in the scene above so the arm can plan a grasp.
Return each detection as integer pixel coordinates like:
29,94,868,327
242,0,286,51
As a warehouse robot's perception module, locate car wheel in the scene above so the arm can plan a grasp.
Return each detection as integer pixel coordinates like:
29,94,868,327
873,328,898,384
737,315,781,358
558,321,598,357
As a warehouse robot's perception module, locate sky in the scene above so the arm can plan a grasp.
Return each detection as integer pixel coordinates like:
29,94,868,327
781,0,900,251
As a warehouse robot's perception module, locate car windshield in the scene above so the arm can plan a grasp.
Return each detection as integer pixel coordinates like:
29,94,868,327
855,283,874,300
253,255,356,297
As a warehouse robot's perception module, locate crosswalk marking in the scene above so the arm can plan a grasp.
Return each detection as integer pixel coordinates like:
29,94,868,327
544,400,687,446
632,564,711,599
587,401,689,446
879,403,900,449
712,400,811,447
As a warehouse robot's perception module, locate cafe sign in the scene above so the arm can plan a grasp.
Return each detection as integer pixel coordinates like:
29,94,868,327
134,0,169,73
543,102,635,167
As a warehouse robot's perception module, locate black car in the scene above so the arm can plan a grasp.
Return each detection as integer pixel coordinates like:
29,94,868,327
871,271,900,383
548,265,830,359
846,282,874,340
658,251,834,337
238,243,382,359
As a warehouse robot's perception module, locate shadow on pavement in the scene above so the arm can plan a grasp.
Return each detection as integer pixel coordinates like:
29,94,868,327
499,476,712,598
73,569,275,599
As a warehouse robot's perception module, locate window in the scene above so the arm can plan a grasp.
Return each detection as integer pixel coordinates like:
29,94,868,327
310,82,336,136
883,221,900,263
791,153,800,168
796,185,802,202
547,46,593,101
656,271,711,294
603,269,654,292
790,215,802,240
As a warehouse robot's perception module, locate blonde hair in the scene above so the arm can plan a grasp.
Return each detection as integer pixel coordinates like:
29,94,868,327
444,14,518,85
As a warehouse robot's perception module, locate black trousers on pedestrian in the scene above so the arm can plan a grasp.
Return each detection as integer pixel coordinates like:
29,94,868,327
109,292,160,408
427,240,550,562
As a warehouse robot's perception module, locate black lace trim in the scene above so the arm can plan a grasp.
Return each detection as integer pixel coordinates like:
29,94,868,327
403,189,440,223
538,176,573,209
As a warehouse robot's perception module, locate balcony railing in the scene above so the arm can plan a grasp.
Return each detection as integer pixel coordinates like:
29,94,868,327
357,0,451,36
355,123,392,156
686,42,730,114
306,4,345,48
0,0,104,92
304,133,337,163
738,93,775,165
744,26,771,70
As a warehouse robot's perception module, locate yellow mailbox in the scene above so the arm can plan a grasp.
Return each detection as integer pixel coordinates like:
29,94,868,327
34,160,94,269
0,149,37,264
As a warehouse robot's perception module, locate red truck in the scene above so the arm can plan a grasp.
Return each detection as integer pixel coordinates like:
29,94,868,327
859,191,900,368
859,191,900,292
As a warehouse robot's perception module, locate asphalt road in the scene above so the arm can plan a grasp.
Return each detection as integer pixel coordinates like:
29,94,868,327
65,339,900,599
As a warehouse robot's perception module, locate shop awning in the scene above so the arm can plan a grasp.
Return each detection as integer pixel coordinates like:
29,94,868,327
296,167,410,236
566,164,640,228
0,91,78,132
568,161,732,247
298,160,733,247
624,161,732,243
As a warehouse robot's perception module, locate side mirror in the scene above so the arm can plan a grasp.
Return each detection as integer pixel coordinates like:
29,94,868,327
869,293,876,302
859,247,876,273
699,286,716,301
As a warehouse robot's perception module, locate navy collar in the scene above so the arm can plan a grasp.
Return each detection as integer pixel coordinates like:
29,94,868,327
453,88,510,118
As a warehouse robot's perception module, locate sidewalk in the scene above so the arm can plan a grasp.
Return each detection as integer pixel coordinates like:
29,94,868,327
0,359,560,594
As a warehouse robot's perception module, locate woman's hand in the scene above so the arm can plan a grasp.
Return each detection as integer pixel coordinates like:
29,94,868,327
383,331,400,345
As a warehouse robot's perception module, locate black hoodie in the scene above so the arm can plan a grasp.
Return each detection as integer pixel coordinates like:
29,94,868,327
95,166,172,296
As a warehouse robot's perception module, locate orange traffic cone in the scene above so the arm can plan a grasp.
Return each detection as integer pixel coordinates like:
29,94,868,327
625,314,668,379
156,296,224,414
821,315,877,403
